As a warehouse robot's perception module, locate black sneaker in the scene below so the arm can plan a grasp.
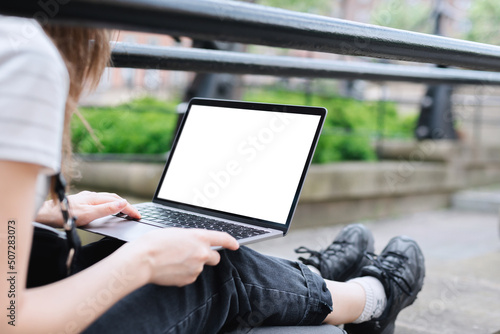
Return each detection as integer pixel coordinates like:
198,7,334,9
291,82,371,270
344,236,425,334
295,224,374,282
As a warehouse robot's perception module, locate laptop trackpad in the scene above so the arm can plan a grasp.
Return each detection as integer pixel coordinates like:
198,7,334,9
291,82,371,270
83,216,158,242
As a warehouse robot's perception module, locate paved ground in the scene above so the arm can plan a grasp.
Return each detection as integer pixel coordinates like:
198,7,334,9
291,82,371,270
248,208,500,334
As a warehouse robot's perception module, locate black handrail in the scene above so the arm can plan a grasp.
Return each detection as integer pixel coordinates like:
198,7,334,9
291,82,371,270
3,0,500,71
112,43,500,86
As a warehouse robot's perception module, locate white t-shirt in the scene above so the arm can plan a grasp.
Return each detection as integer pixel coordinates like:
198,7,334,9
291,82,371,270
0,16,69,212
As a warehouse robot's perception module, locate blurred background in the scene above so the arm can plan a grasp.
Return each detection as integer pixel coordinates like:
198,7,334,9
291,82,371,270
74,0,500,227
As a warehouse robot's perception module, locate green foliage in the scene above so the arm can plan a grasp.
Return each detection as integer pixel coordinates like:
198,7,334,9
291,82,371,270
243,87,416,164
256,0,332,15
72,96,179,154
466,0,500,45
371,0,433,33
73,93,416,164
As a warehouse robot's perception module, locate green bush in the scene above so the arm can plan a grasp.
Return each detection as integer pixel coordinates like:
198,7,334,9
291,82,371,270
72,91,416,163
243,87,416,163
72,96,179,154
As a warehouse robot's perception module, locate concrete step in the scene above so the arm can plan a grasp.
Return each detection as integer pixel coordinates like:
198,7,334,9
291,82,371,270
451,187,500,213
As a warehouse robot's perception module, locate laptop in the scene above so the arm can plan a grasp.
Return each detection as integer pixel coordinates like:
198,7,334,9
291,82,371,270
83,98,326,248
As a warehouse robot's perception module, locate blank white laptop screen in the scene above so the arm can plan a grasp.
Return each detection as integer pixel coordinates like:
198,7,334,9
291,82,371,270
157,104,321,225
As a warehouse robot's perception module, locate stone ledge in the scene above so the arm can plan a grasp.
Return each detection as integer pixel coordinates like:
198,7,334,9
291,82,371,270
75,160,164,198
300,162,453,202
74,144,500,227
294,192,450,227
75,160,458,200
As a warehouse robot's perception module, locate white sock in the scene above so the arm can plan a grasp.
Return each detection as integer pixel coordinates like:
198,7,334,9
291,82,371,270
348,276,387,323
307,265,322,276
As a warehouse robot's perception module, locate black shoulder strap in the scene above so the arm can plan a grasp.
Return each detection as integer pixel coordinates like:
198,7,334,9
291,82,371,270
53,173,81,275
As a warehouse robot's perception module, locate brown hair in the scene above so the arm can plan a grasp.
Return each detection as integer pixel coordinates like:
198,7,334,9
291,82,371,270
42,26,111,185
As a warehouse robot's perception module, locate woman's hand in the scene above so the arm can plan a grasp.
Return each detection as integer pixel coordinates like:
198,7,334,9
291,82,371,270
125,228,240,287
36,190,141,227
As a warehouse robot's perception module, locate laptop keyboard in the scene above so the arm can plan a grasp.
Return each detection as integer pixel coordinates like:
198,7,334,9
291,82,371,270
116,204,270,240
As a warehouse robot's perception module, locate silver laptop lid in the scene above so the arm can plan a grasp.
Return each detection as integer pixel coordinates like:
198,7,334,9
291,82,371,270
153,98,326,234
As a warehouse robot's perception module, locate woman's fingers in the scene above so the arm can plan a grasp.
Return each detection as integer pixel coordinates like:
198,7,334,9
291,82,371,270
204,230,240,252
205,250,221,266
73,200,126,225
119,202,141,219
134,229,240,286
68,191,141,225
87,192,141,219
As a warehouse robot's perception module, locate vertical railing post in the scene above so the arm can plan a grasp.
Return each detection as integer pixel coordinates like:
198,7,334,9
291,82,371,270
376,83,388,160
473,87,484,157
304,79,313,106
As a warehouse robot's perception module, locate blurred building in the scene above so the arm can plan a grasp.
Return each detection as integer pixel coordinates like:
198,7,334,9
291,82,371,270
81,0,474,108
81,32,192,106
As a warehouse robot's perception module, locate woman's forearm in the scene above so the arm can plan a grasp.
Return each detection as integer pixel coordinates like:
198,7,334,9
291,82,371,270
0,161,147,333
16,243,150,333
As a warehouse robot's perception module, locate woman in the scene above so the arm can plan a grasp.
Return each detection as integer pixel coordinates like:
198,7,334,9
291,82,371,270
0,16,425,334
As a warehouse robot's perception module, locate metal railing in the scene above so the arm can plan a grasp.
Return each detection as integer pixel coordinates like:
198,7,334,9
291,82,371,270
2,0,500,91
111,43,500,86
4,0,500,71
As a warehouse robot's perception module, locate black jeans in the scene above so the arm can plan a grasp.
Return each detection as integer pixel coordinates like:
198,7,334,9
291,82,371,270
30,235,333,333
